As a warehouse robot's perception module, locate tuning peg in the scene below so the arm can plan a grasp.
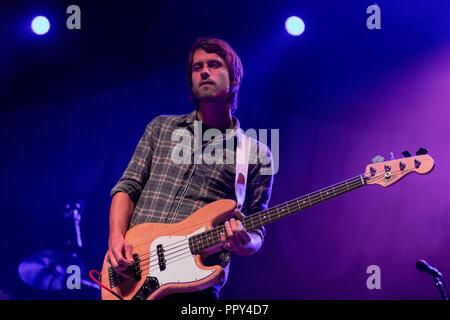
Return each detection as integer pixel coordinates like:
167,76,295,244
389,152,395,160
372,155,385,164
416,147,428,156
401,150,412,158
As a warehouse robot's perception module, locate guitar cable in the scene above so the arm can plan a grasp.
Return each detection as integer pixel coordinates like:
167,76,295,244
89,269,124,300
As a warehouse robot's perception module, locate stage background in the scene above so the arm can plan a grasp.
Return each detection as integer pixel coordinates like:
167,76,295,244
1,0,449,299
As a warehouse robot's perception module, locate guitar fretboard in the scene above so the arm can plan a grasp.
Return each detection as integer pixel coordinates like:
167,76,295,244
189,175,367,254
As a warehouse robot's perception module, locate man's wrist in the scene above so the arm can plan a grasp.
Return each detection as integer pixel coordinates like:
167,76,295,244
235,232,262,256
109,232,125,245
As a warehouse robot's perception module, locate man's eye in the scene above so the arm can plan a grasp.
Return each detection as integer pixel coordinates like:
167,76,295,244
193,65,202,71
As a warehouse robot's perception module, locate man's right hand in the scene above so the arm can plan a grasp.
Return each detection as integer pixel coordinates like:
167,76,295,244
107,236,134,278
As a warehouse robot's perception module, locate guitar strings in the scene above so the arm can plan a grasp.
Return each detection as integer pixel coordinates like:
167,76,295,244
136,180,366,269
127,169,401,269
129,173,365,251
131,175,366,265
128,168,408,272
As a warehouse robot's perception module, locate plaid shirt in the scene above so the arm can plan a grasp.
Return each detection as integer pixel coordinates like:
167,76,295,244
111,110,273,241
111,109,273,292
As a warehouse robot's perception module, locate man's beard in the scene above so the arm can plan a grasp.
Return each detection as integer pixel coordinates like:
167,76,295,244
193,87,229,103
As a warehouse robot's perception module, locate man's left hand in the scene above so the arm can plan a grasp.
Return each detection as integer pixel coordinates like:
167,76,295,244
220,209,261,256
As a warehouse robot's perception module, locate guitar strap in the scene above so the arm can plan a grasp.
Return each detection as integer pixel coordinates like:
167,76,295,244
235,131,251,210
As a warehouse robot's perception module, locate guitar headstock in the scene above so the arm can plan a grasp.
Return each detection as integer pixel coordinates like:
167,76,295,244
365,149,434,187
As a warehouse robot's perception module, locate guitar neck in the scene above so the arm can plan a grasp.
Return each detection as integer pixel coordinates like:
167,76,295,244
189,175,367,254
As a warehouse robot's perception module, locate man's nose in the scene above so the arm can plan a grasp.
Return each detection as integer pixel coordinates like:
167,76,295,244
200,71,210,80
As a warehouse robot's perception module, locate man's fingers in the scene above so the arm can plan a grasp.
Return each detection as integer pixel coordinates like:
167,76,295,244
230,217,246,233
237,230,251,245
220,232,232,251
236,220,246,232
222,218,252,252
112,247,132,268
109,251,131,279
108,251,119,269
230,218,238,231
224,221,233,237
124,244,134,262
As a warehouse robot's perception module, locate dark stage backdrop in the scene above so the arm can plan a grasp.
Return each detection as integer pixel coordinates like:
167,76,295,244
1,0,449,299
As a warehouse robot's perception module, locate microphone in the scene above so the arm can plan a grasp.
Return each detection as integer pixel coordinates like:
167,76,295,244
416,259,443,278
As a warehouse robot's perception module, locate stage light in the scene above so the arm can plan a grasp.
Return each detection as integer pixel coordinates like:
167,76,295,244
31,16,50,35
285,16,305,36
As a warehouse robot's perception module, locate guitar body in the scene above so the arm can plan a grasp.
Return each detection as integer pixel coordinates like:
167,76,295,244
101,199,236,300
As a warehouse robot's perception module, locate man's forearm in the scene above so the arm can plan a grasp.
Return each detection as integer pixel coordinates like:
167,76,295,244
109,192,135,242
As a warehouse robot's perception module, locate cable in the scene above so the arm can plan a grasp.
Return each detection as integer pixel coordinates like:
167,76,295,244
89,269,124,300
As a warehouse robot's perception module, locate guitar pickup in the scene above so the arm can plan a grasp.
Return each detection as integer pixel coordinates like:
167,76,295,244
131,253,142,281
157,244,166,271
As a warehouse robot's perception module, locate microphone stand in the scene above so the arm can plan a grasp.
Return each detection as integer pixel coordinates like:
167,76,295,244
64,201,100,290
433,276,449,301
416,259,449,300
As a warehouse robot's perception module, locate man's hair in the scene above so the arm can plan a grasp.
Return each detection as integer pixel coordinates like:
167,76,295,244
187,38,243,113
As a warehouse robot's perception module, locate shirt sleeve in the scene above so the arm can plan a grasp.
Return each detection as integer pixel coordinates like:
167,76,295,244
110,117,160,204
241,142,274,243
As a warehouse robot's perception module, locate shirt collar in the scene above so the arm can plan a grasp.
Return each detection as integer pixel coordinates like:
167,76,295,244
184,109,198,125
183,109,241,137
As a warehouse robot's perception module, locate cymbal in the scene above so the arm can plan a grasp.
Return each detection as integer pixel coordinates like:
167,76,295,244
18,250,84,291
0,288,14,300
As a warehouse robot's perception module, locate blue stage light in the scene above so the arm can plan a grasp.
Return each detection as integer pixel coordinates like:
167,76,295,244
285,16,305,37
31,16,50,35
